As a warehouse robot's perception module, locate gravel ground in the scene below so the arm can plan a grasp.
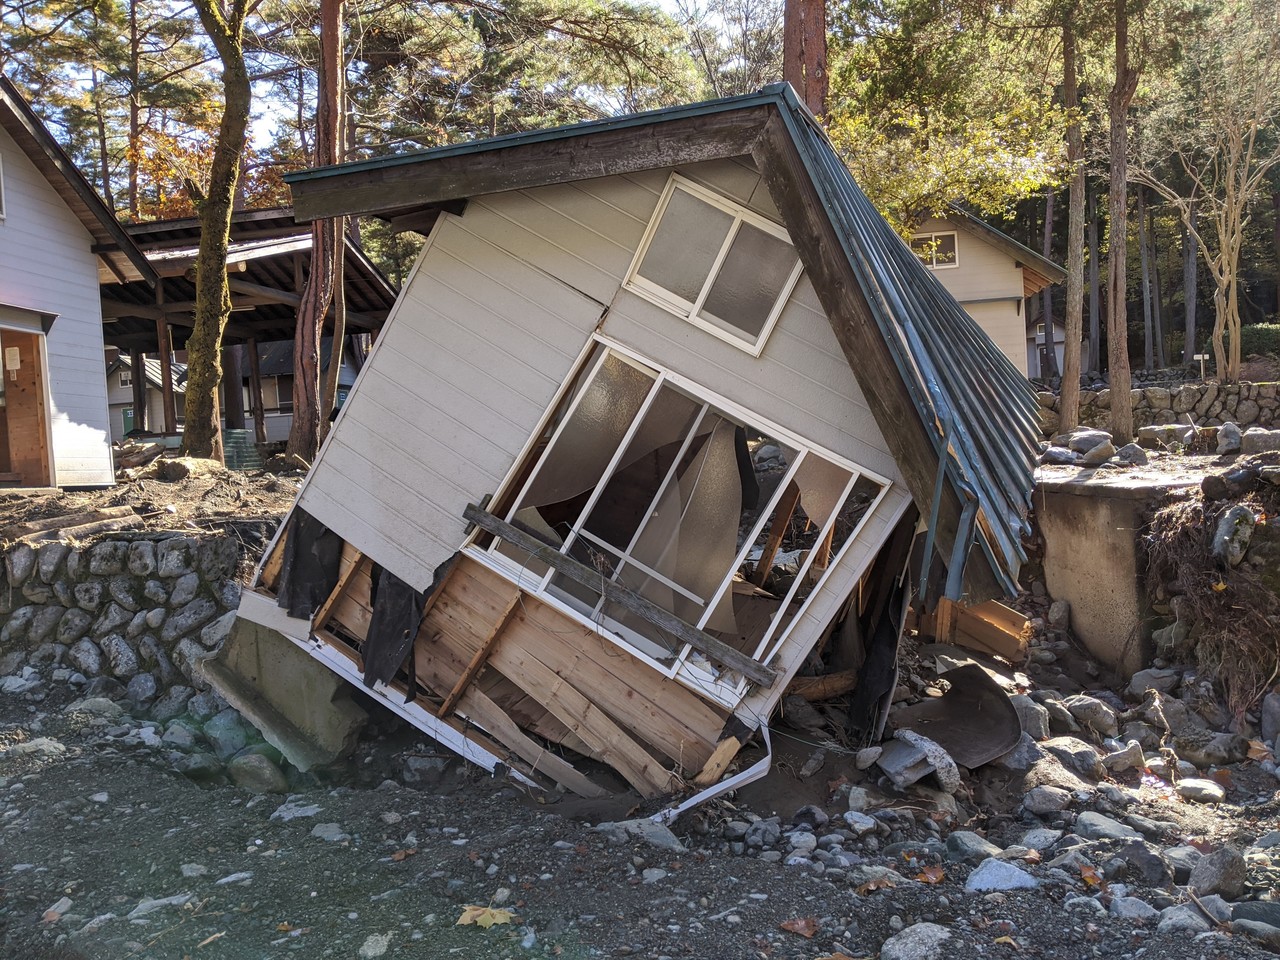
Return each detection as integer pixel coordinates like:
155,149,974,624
2,681,1277,960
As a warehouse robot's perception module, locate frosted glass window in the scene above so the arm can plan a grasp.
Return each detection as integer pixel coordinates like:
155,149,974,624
626,176,802,355
700,224,799,340
636,189,733,304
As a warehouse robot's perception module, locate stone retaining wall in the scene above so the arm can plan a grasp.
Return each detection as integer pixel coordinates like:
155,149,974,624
1,534,245,712
1037,382,1280,437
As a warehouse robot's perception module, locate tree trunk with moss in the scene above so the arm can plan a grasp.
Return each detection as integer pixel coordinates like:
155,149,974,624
1107,0,1139,444
181,0,253,462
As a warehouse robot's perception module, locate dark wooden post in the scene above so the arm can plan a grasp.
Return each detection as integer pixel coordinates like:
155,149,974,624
247,337,267,444
128,347,147,433
155,282,178,435
222,344,246,430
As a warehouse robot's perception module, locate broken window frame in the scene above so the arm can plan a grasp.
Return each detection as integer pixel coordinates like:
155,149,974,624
467,334,892,706
623,174,804,358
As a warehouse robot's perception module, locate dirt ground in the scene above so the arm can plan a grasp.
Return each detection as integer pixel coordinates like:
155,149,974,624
2,679,1277,960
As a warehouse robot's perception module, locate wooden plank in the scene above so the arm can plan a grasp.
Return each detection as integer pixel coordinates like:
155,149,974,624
259,523,290,592
693,736,743,788
1,506,134,541
750,481,800,587
486,639,679,798
454,559,723,768
454,687,608,798
290,107,774,222
437,591,521,719
312,546,367,631
751,117,1004,601
464,504,778,687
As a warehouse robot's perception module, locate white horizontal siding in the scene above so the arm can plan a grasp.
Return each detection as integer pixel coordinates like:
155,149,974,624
297,216,605,588
0,125,113,486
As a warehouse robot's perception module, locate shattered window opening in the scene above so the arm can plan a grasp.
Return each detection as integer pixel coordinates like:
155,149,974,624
625,174,803,356
484,342,889,678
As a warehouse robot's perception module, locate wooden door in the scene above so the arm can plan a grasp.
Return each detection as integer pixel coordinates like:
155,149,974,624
0,330,52,487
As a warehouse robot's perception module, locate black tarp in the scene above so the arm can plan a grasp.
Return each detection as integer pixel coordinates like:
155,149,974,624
275,509,343,620
361,564,427,688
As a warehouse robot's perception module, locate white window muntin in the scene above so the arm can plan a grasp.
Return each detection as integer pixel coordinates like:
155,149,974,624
473,334,892,698
911,230,959,269
624,174,803,358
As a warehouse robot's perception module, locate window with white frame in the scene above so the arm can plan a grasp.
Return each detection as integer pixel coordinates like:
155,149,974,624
482,342,888,676
624,175,803,356
910,231,959,269
119,369,132,387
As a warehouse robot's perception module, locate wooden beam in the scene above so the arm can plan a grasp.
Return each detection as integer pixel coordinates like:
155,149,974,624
102,300,164,321
227,278,382,330
155,283,177,435
436,592,521,720
247,337,267,444
385,200,468,235
463,504,778,687
486,639,678,798
128,348,147,433
693,735,743,788
313,548,367,631
751,117,1002,600
289,107,774,222
750,480,800,587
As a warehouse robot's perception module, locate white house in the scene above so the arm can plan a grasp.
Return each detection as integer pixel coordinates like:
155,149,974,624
911,210,1066,378
0,76,155,487
103,351,186,441
221,86,1038,799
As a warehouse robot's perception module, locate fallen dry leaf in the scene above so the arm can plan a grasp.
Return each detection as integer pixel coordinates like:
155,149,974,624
1248,740,1275,762
276,922,296,933
390,848,418,862
827,775,849,798
1211,768,1234,789
779,916,818,938
1189,838,1214,853
916,865,946,884
855,877,896,895
1211,580,1227,592
456,905,517,929
1080,865,1104,888
1022,850,1042,865
994,935,1020,948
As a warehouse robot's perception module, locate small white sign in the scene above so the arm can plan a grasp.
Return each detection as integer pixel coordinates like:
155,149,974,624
4,346,19,380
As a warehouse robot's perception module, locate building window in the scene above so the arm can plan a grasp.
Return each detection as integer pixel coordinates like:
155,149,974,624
119,370,132,387
624,174,803,357
910,231,959,269
1036,323,1046,339
481,341,888,683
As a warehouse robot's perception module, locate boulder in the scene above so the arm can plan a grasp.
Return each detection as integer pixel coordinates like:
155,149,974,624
1010,695,1051,740
98,634,140,679
66,638,104,677
1023,785,1072,816
1216,421,1243,454
879,922,952,960
944,831,1002,865
1176,778,1226,804
1074,811,1141,842
1241,427,1280,454
226,753,289,793
1043,736,1105,780
1188,847,1246,900
964,858,1038,892
1062,696,1119,739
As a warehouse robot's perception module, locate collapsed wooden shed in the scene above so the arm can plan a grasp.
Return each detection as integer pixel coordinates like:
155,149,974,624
231,84,1039,800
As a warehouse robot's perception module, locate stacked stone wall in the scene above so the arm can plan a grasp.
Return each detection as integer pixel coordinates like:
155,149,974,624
1037,382,1280,437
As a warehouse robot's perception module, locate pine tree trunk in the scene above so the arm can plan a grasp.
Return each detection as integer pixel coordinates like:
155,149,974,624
1089,180,1102,372
181,0,253,462
1183,205,1198,364
1272,192,1280,318
1059,20,1085,432
783,0,826,113
1042,189,1059,377
1138,187,1154,369
1150,201,1166,368
1107,0,1139,444
286,0,344,462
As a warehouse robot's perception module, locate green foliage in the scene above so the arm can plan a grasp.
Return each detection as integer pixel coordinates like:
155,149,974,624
677,0,782,98
1230,323,1280,358
824,0,1068,234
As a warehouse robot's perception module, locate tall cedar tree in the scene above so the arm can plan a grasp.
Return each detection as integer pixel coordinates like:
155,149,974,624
287,0,344,462
783,0,825,112
182,0,255,461
1058,11,1086,431
1107,0,1139,443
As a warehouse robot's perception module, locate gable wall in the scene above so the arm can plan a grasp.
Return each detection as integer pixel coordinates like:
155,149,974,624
916,216,1029,375
0,125,114,486
298,158,903,591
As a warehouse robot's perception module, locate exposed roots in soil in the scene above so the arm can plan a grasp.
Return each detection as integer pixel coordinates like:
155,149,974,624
1145,492,1280,720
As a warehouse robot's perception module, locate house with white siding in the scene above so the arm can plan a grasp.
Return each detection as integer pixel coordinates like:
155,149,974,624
220,86,1038,802
0,75,155,487
103,352,186,441
911,210,1066,377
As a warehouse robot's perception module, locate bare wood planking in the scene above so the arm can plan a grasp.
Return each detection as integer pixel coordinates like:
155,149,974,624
692,736,744,787
464,505,777,686
487,638,679,798
437,591,521,719
313,545,368,631
477,676,600,759
750,481,801,587
453,687,607,798
260,523,290,592
452,559,724,768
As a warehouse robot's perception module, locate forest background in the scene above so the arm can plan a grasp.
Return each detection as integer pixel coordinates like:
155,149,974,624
2,0,1279,456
